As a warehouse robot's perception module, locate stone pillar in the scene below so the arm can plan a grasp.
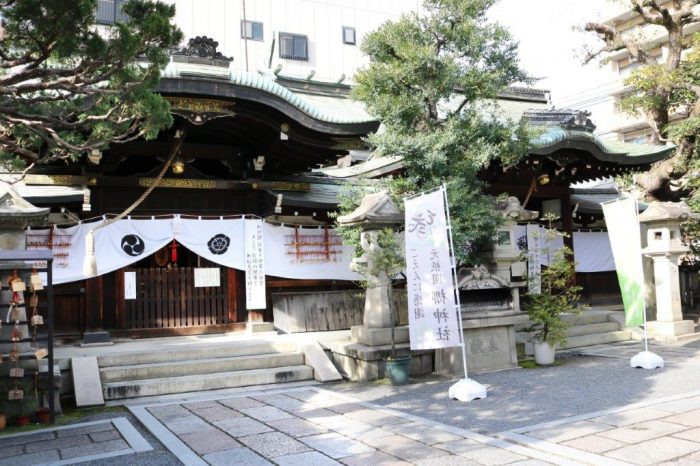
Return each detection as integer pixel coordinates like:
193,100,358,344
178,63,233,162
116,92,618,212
639,202,696,341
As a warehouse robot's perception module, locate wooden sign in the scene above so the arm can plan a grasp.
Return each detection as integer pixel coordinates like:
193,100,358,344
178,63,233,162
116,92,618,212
124,271,136,300
194,268,220,288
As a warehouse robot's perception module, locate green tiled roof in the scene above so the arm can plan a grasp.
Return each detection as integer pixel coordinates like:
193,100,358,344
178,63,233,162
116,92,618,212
161,62,375,125
531,127,675,164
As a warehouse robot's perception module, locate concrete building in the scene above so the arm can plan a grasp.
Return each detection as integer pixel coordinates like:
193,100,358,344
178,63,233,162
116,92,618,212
558,0,700,142
96,0,421,84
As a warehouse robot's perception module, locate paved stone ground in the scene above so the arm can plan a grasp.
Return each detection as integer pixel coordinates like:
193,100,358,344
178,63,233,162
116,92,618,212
0,416,151,465
502,391,700,465
129,387,568,465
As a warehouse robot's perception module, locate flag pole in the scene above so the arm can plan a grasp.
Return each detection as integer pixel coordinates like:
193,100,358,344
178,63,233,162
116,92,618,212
442,184,487,401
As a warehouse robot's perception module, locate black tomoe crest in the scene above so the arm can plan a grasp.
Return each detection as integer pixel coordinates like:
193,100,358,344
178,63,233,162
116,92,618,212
121,234,145,256
208,234,230,255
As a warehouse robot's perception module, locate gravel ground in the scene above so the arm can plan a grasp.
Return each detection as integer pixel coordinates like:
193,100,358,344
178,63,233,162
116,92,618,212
325,352,700,435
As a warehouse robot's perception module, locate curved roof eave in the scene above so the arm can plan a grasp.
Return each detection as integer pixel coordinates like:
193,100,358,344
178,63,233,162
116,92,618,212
530,128,675,165
157,66,379,136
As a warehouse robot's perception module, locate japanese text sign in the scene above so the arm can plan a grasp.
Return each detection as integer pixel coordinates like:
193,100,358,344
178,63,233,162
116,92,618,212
405,188,461,350
245,219,266,309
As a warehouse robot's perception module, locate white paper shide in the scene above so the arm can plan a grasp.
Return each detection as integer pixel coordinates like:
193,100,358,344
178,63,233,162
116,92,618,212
245,219,266,309
405,189,461,350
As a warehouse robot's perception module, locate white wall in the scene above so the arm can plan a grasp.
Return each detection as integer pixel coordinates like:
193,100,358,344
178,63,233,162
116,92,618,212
163,0,420,83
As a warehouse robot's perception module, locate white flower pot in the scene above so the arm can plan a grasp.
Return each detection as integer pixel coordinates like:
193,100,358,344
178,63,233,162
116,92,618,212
533,341,555,366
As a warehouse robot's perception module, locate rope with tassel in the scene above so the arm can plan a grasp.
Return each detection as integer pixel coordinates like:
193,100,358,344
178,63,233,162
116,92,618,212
82,134,185,277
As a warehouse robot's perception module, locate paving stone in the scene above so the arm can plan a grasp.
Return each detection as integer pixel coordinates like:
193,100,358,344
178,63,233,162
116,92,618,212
218,396,266,410
598,420,687,444
561,434,626,453
658,460,700,466
434,439,528,465
72,356,105,407
0,444,24,458
214,417,273,437
192,406,243,423
307,413,349,428
363,434,449,461
663,409,700,427
344,409,408,427
0,449,60,466
654,397,700,414
591,408,672,427
57,421,114,437
89,429,123,443
183,400,222,410
59,438,129,459
240,405,296,422
25,433,91,453
286,390,333,403
505,461,555,466
527,420,612,442
413,455,483,466
326,403,366,415
203,446,272,466
340,451,410,466
300,432,375,459
0,431,54,448
276,451,343,466
163,415,212,434
674,427,700,441
385,422,463,445
294,407,338,422
252,393,308,411
238,431,312,458
605,436,700,465
334,421,394,441
266,417,329,437
148,404,191,420
179,428,240,455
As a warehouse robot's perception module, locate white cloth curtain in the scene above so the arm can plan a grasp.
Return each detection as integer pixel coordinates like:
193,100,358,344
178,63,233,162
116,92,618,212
29,216,359,285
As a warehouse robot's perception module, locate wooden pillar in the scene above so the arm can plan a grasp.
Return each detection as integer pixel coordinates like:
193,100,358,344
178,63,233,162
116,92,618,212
561,195,574,255
227,267,238,324
84,276,104,331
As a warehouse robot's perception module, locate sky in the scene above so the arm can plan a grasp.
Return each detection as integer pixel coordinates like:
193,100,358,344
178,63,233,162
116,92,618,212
488,0,627,105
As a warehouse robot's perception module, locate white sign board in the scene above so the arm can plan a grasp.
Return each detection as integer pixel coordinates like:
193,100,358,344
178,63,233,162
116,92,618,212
124,271,136,300
245,219,266,309
526,224,541,294
194,268,220,288
405,188,461,350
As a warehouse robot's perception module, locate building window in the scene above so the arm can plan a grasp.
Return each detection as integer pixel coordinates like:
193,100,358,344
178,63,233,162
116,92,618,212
241,20,264,41
279,33,308,61
342,26,356,45
96,0,128,25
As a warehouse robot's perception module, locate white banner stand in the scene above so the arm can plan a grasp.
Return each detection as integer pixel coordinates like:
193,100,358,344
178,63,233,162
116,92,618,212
441,186,487,401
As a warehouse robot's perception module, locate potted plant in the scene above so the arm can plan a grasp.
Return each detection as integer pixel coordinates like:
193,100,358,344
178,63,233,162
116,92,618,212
523,214,582,365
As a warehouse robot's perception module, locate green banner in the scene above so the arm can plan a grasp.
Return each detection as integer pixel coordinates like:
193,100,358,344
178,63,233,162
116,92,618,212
602,197,645,327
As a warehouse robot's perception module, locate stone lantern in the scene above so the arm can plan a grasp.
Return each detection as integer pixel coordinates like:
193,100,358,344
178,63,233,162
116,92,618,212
639,201,696,341
491,197,539,284
337,191,404,346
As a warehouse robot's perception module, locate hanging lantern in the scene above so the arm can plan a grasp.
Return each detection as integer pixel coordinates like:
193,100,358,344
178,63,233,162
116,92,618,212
169,240,179,263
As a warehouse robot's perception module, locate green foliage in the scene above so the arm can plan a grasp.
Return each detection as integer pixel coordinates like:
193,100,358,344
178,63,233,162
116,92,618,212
351,0,532,264
0,0,183,166
523,214,582,347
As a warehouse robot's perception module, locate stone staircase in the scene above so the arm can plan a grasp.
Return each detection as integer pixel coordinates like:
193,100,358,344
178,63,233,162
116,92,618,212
97,340,314,401
516,309,633,356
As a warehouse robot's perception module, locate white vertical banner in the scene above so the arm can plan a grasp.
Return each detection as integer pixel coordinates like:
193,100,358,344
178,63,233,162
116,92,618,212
124,271,136,300
405,188,461,350
245,219,266,309
526,224,541,294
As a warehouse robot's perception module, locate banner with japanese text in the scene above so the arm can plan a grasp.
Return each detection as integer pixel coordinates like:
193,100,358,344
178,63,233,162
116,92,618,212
405,188,461,350
245,219,266,309
526,224,541,294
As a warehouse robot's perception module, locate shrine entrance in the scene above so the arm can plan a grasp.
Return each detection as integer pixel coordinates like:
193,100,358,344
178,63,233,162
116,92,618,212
112,242,243,335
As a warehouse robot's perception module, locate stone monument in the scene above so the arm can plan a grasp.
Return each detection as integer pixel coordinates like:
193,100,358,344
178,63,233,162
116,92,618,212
639,201,696,341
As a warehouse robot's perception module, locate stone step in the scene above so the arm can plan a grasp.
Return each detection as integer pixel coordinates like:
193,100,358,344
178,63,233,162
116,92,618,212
97,340,298,368
102,365,314,400
566,322,621,337
561,312,614,325
559,330,633,350
99,352,305,383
